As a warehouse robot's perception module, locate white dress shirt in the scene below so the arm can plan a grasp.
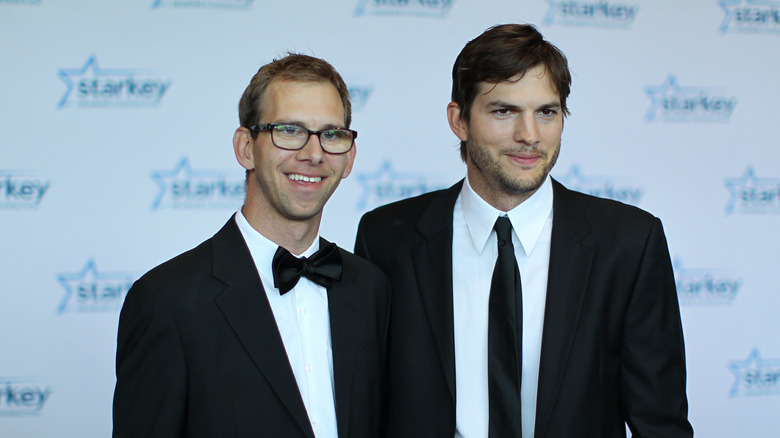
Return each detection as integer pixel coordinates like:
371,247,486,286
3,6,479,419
235,211,338,438
453,176,554,438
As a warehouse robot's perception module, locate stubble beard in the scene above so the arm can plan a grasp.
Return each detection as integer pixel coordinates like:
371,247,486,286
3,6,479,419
466,136,560,197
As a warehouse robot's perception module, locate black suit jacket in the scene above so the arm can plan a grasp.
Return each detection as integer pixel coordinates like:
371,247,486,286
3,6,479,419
113,217,390,438
355,179,692,437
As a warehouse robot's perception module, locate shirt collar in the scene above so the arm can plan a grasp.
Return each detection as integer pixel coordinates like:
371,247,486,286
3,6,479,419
234,210,320,283
461,175,553,256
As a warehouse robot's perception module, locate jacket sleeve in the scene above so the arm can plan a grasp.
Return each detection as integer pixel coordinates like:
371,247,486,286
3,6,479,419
620,218,693,437
113,278,187,438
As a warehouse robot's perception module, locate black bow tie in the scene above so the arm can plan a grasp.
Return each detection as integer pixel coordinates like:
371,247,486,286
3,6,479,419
272,242,343,295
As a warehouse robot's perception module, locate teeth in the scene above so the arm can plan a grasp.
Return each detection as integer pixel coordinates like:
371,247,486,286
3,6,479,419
288,174,322,183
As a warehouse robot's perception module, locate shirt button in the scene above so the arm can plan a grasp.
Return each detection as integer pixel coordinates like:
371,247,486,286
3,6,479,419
300,306,306,315
305,364,312,373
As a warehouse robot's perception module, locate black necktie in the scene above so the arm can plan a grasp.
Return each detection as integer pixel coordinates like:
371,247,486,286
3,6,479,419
271,242,342,294
488,216,523,437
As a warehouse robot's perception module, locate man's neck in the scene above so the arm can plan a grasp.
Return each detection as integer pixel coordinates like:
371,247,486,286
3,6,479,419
466,174,537,213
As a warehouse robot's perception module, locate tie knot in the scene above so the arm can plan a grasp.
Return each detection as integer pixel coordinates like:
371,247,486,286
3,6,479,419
494,216,513,243
272,242,343,294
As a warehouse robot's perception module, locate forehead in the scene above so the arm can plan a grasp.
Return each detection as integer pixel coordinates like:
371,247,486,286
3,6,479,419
262,79,344,124
474,65,559,106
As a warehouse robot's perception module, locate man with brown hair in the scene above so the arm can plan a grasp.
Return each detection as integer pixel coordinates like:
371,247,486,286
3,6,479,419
114,53,389,438
356,24,692,437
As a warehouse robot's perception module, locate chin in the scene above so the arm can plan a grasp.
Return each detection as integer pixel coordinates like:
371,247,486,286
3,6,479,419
504,174,546,194
283,206,323,222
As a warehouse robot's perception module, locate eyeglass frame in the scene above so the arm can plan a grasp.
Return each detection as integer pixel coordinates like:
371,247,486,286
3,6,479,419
248,123,357,154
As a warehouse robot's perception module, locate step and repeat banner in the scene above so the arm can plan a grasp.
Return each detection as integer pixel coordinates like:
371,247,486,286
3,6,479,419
1,0,778,436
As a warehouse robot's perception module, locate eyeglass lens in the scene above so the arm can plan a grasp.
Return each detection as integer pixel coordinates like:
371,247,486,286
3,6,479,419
272,124,353,153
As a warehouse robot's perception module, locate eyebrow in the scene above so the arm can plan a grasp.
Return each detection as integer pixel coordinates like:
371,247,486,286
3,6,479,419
274,120,344,130
486,100,561,111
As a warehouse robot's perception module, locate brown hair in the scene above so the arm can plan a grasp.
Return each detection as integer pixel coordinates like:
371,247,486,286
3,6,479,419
238,53,352,135
452,24,571,160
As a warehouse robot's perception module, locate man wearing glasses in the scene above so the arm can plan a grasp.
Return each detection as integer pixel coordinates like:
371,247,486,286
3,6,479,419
113,53,390,438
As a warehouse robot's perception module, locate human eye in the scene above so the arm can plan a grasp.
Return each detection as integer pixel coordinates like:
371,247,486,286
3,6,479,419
275,124,305,137
490,108,517,123
320,129,339,141
538,108,559,118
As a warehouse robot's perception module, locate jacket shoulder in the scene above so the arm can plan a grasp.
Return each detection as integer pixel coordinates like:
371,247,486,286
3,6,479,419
362,189,443,224
339,246,389,282
123,240,217,312
139,238,213,286
359,182,461,231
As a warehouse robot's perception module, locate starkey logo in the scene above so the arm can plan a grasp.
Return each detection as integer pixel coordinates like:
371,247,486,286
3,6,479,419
0,170,51,209
674,259,741,305
0,378,52,416
152,0,252,8
57,56,171,109
644,75,737,123
719,0,780,34
729,349,780,397
56,259,135,314
354,0,454,17
355,160,450,211
543,0,639,28
151,157,245,210
724,166,780,214
555,165,644,205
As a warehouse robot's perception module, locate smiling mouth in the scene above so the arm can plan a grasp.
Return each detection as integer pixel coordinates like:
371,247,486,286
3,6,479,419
288,173,322,183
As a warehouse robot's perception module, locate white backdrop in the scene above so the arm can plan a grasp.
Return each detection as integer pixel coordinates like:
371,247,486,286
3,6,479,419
2,0,779,436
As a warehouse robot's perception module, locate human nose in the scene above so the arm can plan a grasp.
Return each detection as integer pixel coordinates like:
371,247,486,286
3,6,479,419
296,132,325,163
514,113,540,145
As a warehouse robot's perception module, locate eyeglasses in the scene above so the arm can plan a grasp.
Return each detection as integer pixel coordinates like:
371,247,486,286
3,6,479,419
249,123,357,154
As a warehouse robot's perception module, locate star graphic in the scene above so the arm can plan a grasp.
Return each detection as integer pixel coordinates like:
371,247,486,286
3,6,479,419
152,157,194,210
355,160,440,210
672,258,690,279
555,165,643,204
728,348,780,397
643,75,707,122
723,167,780,214
150,157,241,210
556,165,610,187
543,0,559,25
720,0,742,33
56,56,136,108
56,259,135,314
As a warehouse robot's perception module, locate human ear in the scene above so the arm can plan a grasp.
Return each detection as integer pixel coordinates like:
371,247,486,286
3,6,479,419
446,102,469,142
233,127,255,171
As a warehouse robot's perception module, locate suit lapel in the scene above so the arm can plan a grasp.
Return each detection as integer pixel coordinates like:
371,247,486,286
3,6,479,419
325,240,362,438
534,180,594,437
412,181,462,402
212,218,314,438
